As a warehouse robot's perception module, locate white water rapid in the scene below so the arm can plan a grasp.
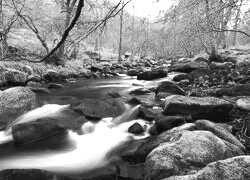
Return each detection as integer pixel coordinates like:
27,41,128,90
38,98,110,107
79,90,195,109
0,103,152,174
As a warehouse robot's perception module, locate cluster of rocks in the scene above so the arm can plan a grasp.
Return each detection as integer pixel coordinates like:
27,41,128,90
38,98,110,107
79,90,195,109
0,49,250,180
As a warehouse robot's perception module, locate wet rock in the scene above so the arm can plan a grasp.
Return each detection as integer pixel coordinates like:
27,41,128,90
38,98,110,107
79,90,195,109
44,69,64,82
163,95,233,121
71,98,126,120
154,115,190,133
121,124,196,164
145,131,244,180
155,81,185,96
0,169,73,180
236,97,250,111
176,79,190,88
30,87,50,94
0,87,37,127
5,68,27,86
195,120,245,151
48,83,63,89
155,92,172,99
12,119,66,144
170,57,208,73
27,74,42,82
163,156,250,180
137,69,167,80
127,69,141,76
108,91,121,98
216,84,250,96
173,74,188,82
26,81,43,88
138,106,156,121
129,88,152,95
128,122,144,135
127,97,142,105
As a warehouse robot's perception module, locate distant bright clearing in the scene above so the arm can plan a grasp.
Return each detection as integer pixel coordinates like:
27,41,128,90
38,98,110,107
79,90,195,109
112,0,173,19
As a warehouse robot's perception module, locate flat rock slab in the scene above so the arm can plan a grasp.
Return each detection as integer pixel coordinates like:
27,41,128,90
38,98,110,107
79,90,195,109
163,95,233,121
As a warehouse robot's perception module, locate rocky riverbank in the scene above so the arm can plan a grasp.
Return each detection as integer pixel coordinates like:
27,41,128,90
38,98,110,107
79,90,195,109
0,48,250,179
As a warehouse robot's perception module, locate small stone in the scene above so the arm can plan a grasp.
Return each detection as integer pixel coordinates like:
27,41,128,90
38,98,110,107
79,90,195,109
128,122,144,135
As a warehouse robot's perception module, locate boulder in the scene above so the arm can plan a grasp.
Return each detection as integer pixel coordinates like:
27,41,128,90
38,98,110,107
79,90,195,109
44,70,64,82
236,97,250,111
155,81,185,96
138,106,156,121
145,131,244,180
163,95,233,121
26,81,43,88
0,87,37,127
5,68,27,86
121,124,196,164
154,115,191,133
195,120,245,151
48,83,63,89
137,69,167,80
12,119,66,144
163,156,250,180
127,69,141,76
71,98,126,120
27,74,42,82
176,79,190,88
173,74,188,82
128,122,144,135
170,57,208,73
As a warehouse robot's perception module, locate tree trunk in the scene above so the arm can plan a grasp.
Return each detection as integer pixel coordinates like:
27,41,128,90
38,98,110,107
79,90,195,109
58,0,77,57
0,0,8,59
118,1,124,62
233,0,243,46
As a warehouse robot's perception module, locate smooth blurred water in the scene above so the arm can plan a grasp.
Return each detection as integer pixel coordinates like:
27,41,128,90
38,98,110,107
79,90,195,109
0,75,172,175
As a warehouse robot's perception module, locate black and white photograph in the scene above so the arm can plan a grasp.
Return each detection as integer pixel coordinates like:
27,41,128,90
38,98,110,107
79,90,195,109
0,0,249,179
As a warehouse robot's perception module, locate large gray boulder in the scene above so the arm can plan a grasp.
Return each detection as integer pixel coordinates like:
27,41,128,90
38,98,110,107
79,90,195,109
71,98,126,120
0,87,37,127
137,68,167,80
12,119,66,144
195,120,245,151
121,124,196,164
155,81,185,96
145,131,244,180
163,95,233,122
163,156,250,180
4,68,27,86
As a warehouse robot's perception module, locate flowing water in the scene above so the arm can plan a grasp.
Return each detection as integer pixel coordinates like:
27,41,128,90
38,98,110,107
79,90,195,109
0,75,172,176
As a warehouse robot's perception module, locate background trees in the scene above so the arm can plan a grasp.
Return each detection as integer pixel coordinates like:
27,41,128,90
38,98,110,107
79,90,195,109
1,0,250,62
